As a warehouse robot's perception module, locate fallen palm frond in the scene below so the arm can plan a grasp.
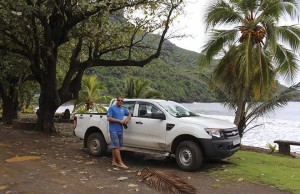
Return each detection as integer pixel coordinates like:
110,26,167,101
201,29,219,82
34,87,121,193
138,167,197,194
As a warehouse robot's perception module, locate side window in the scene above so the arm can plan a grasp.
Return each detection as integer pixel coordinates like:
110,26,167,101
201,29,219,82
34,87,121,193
123,102,135,115
138,102,162,118
138,103,149,118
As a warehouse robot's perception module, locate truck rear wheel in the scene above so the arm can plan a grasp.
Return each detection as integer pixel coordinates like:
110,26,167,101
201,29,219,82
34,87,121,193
175,140,203,171
87,133,107,157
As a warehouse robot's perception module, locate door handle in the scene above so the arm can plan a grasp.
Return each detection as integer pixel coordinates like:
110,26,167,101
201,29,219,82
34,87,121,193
136,121,143,124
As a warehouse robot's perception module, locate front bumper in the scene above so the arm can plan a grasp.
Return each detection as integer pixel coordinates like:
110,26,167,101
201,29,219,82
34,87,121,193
200,136,241,159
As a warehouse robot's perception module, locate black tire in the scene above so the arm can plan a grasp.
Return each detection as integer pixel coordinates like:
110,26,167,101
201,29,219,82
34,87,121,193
87,133,107,157
175,140,203,171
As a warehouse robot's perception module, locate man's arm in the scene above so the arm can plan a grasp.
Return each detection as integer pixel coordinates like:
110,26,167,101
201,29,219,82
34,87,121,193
107,117,126,124
124,113,132,124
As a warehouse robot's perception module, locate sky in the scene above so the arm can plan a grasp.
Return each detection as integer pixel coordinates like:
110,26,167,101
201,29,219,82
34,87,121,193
169,0,300,86
170,0,209,53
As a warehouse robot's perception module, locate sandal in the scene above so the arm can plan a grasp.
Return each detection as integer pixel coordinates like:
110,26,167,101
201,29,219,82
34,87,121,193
111,162,118,167
116,164,129,169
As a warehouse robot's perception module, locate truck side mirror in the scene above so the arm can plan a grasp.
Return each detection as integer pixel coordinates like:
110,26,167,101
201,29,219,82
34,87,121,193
151,112,166,120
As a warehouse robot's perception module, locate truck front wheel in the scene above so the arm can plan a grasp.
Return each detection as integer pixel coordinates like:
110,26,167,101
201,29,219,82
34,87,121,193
87,133,107,157
175,140,203,171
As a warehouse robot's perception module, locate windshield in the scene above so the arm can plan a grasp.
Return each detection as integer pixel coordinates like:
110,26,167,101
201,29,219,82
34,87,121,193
157,101,198,117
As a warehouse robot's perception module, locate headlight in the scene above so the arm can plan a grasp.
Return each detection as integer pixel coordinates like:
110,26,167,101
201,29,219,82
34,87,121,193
205,128,223,138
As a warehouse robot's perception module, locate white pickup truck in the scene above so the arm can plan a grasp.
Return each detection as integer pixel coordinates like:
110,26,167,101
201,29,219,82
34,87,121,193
74,99,240,171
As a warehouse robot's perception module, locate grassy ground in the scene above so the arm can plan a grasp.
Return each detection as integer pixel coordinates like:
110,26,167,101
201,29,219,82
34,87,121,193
210,151,300,194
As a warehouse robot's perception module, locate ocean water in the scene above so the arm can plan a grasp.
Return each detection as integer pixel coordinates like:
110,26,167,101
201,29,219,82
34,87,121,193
182,102,300,154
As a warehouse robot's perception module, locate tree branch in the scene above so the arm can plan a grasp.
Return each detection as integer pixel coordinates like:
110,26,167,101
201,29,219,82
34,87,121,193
82,0,182,70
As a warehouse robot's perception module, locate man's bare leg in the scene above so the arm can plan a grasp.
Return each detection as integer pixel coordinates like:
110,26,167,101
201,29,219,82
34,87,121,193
111,149,116,164
113,148,128,168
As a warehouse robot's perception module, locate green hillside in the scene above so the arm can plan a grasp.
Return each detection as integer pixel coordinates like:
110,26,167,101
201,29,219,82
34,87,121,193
88,40,217,102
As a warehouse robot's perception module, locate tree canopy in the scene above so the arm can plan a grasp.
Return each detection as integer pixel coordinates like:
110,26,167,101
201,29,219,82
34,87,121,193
0,0,184,133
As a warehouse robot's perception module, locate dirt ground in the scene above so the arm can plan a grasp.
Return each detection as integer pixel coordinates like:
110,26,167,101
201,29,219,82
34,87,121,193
0,119,292,194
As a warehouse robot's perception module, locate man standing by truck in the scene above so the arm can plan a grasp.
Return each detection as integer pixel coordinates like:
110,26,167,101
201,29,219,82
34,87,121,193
107,96,131,169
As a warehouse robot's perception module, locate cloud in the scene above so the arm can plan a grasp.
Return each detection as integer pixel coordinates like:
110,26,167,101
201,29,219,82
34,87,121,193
169,0,210,53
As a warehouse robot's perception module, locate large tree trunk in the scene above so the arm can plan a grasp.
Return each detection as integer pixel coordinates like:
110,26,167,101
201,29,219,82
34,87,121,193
0,82,19,124
1,95,19,124
35,106,57,133
35,81,61,133
35,46,61,133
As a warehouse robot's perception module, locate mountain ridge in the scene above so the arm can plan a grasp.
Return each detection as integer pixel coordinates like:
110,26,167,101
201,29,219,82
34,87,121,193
88,39,300,102
88,39,217,102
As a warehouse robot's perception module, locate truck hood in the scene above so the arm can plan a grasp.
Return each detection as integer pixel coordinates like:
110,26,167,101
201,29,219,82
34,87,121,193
179,116,235,128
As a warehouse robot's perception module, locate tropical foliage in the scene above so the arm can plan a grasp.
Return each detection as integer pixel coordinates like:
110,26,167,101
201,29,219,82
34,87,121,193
73,75,112,113
201,0,300,136
122,77,164,99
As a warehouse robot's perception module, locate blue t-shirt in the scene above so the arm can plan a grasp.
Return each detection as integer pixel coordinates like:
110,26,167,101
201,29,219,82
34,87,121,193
107,105,129,132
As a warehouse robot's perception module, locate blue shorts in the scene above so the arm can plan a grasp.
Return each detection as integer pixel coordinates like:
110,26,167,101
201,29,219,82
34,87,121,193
110,132,123,148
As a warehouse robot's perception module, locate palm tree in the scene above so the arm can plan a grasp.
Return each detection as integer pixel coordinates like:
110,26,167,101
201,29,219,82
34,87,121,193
201,0,300,136
123,77,164,99
74,75,112,113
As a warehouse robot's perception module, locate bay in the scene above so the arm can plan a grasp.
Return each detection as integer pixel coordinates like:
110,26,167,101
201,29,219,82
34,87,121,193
182,102,300,154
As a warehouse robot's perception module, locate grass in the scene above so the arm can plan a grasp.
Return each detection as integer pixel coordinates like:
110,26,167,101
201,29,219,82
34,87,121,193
209,151,300,194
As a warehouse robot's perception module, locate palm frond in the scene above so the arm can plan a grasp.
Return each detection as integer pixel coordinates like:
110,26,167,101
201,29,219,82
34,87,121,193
72,103,87,113
274,44,299,82
207,78,237,110
95,104,108,113
72,102,108,114
201,29,239,65
135,78,151,98
229,0,258,12
125,77,135,98
276,25,300,51
212,45,248,101
259,0,298,22
263,21,277,49
246,83,300,121
205,0,242,29
124,77,157,98
280,1,299,19
138,167,197,194
144,89,164,99
255,45,275,97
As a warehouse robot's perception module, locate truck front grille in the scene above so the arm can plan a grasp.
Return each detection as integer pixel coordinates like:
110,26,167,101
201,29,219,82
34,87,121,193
222,127,239,138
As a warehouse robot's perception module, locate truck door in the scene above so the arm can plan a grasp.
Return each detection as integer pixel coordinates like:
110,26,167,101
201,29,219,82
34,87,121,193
123,102,167,150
